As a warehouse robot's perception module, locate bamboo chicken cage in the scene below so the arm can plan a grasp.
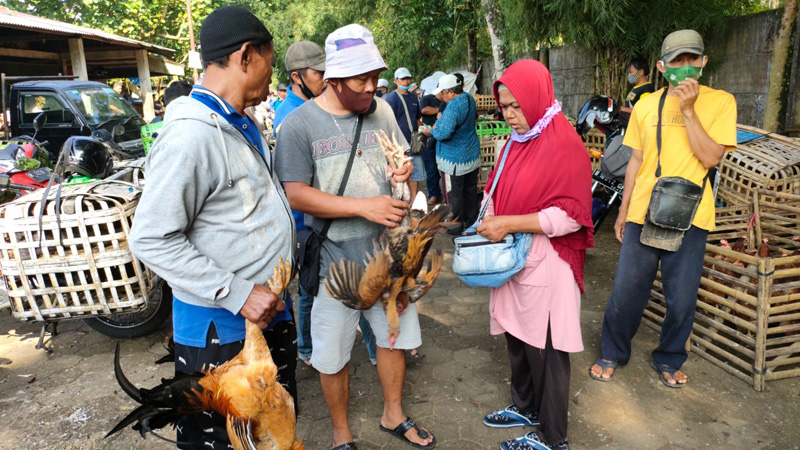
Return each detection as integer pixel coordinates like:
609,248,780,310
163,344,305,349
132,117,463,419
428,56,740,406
478,138,508,191
474,94,497,115
644,189,800,391
716,125,800,206
0,163,155,322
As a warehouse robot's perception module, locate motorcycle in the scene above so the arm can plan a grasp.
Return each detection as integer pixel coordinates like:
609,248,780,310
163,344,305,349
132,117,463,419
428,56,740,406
0,113,57,202
0,121,171,351
576,96,630,230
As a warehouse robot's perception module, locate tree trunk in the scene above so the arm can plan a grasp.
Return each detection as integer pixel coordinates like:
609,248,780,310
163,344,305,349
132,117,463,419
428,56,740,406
481,0,507,81
764,0,799,132
467,28,478,73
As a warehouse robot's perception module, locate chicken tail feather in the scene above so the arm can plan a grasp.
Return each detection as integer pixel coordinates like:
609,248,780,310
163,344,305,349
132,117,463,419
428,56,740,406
227,415,258,450
114,342,143,403
107,345,207,440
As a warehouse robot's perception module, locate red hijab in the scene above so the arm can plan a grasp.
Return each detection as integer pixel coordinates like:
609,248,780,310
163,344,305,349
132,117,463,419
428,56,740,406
487,59,594,292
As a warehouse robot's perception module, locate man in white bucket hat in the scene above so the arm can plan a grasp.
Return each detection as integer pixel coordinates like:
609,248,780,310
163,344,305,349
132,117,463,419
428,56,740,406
275,24,436,450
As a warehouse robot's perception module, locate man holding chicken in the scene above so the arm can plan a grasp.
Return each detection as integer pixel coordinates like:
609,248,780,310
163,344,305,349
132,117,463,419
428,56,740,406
275,24,436,450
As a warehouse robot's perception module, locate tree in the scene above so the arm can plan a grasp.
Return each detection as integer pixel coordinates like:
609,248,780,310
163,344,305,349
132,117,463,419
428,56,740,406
498,0,765,100
763,0,799,131
481,0,507,81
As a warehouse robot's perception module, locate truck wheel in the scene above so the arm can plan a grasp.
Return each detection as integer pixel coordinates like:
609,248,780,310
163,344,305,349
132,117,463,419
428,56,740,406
84,281,172,338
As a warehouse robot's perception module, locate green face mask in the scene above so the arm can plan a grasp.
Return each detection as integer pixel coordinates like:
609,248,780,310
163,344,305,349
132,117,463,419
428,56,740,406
662,63,703,87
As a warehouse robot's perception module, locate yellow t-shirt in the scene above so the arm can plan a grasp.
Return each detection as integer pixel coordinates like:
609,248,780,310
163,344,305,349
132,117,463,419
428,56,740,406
623,86,737,231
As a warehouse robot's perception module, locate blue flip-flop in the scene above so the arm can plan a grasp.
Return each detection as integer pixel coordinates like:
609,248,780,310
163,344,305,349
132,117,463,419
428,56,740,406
589,358,618,382
650,361,686,388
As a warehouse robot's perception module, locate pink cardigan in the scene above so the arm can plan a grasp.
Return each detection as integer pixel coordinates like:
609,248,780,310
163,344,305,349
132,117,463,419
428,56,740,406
485,199,584,353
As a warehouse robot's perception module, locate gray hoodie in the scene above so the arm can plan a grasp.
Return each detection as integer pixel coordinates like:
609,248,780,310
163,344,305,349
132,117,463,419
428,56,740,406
129,95,294,315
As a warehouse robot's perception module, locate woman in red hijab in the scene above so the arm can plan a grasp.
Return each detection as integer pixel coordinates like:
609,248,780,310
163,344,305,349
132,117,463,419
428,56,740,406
476,60,593,450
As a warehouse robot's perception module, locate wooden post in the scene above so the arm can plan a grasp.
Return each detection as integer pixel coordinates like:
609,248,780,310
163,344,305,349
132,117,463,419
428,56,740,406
753,191,763,247
754,257,774,391
60,53,68,76
135,50,155,122
68,38,88,81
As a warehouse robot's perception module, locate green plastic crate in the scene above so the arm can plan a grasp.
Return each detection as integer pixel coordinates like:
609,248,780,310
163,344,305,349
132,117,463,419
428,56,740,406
493,121,512,135
140,121,164,155
476,121,496,137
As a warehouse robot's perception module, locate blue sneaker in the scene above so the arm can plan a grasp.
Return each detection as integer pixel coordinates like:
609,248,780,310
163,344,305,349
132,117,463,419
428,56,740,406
500,432,569,450
483,405,539,428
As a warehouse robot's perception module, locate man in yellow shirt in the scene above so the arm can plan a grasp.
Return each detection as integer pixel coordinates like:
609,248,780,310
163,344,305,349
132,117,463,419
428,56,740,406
589,30,737,388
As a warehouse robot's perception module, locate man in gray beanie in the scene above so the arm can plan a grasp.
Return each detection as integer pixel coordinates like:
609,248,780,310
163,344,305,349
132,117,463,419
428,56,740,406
130,6,296,449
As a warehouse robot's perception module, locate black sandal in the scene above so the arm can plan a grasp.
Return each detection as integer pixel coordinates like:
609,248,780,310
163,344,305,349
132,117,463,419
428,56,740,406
379,417,437,449
650,361,686,389
331,443,357,450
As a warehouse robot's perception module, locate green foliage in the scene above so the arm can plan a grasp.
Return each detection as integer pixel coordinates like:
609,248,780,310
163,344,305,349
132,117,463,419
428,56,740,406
0,0,272,65
1,0,771,94
498,0,766,100
500,0,765,61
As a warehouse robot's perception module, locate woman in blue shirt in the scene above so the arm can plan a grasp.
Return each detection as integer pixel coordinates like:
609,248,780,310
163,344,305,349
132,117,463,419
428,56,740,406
423,74,481,234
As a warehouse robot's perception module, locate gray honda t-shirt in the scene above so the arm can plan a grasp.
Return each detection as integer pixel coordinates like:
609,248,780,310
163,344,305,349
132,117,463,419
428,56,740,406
274,97,409,277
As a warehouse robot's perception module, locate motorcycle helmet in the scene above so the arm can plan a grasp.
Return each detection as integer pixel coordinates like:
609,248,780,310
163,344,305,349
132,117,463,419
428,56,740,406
576,95,619,136
61,136,113,179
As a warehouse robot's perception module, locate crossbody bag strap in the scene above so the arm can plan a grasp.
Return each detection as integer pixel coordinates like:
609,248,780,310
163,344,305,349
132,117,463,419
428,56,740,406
477,139,513,221
398,93,414,132
655,88,712,190
319,113,365,238
459,94,474,128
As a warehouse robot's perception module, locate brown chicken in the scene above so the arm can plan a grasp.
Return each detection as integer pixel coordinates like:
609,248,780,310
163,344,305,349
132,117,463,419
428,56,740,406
107,258,304,450
324,131,452,348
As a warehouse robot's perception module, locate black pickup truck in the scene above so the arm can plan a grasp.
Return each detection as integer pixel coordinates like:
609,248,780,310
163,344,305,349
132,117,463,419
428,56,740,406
3,78,146,157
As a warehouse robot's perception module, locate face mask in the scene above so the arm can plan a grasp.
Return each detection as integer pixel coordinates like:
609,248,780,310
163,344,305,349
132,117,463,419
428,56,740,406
330,79,375,114
661,56,705,87
297,73,317,100
627,73,640,84
399,85,411,91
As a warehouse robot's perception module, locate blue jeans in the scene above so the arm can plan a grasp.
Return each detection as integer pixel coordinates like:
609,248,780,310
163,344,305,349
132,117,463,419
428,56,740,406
359,313,377,363
600,223,707,370
297,284,313,361
298,285,377,363
422,141,441,199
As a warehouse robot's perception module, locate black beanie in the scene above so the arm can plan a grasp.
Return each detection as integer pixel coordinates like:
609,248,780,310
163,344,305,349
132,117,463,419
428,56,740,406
199,6,273,62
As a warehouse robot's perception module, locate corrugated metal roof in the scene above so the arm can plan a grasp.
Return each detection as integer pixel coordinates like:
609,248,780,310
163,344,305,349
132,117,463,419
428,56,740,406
0,6,175,56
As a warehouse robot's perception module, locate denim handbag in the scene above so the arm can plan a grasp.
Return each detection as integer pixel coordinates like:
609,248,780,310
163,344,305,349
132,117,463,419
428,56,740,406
452,141,532,288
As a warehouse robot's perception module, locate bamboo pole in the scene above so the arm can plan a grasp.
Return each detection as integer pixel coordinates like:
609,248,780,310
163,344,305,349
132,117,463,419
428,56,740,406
753,257,774,391
691,346,753,385
753,190,763,249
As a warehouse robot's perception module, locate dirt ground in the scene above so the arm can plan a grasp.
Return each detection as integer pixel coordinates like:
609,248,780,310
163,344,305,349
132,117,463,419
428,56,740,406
1,224,799,450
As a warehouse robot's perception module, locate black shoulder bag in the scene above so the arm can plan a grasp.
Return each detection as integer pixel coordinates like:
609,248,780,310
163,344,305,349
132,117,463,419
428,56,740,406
296,113,364,297
398,94,425,155
640,89,710,251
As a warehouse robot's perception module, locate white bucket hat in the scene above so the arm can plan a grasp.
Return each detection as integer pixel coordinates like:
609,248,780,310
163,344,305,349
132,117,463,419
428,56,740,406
323,24,388,80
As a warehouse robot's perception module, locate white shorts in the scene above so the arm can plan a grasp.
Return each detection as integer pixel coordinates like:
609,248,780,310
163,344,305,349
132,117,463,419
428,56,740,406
310,279,422,374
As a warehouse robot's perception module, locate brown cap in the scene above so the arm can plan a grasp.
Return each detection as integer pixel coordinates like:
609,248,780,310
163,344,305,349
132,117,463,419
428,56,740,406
285,40,326,72
660,30,704,63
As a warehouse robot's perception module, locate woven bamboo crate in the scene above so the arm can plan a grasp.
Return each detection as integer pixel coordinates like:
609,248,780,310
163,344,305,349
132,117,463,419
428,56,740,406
583,129,605,170
474,94,496,114
0,167,155,322
643,189,800,391
717,125,800,207
477,138,508,191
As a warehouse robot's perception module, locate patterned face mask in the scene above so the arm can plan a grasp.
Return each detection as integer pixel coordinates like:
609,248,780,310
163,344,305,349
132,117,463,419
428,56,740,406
627,73,641,84
661,56,706,87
